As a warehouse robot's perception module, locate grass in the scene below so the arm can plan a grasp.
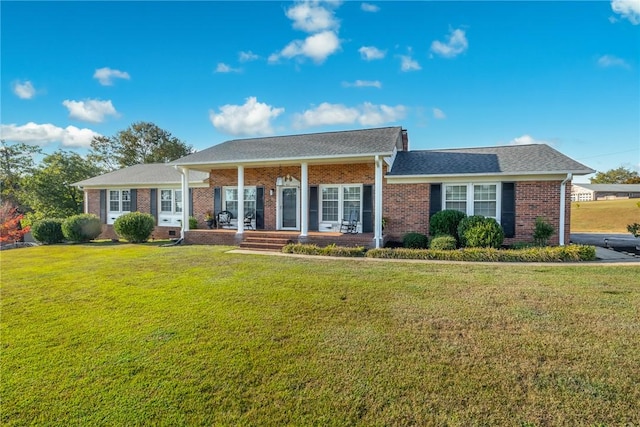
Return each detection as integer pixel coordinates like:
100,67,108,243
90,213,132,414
571,198,640,233
2,244,640,425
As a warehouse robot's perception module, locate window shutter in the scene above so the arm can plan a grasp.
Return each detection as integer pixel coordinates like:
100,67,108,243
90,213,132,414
429,184,442,218
256,187,265,229
308,186,318,231
214,187,222,214
501,182,516,238
189,188,194,216
150,189,158,223
99,190,107,224
362,185,373,233
130,189,137,212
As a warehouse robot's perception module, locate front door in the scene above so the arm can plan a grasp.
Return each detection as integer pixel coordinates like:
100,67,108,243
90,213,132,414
281,187,298,229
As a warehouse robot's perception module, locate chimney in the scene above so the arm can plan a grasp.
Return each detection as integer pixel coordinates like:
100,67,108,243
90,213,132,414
401,129,409,151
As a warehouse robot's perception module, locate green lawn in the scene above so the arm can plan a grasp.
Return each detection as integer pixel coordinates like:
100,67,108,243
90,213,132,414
2,244,639,426
571,198,640,233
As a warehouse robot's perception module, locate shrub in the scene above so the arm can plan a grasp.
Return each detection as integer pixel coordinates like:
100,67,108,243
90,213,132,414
402,232,429,249
31,218,65,244
114,212,155,243
429,234,457,250
62,214,102,243
458,215,504,248
627,223,640,238
189,216,198,230
282,243,366,257
533,217,555,246
429,210,467,243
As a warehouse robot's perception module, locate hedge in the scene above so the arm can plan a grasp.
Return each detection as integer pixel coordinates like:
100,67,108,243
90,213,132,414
282,243,366,257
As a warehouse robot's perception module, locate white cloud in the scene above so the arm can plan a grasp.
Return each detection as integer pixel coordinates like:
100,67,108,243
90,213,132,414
286,1,339,33
215,63,241,73
361,3,379,13
399,55,421,71
430,28,468,58
93,67,130,86
611,0,640,24
239,51,259,62
0,122,100,148
507,135,551,146
209,97,284,136
270,30,341,64
12,80,36,99
597,54,631,68
432,108,446,119
293,102,406,129
359,46,386,60
342,80,382,88
62,99,118,123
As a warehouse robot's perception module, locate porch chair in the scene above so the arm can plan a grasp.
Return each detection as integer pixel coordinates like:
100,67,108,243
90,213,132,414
216,210,232,229
340,210,359,234
243,210,255,230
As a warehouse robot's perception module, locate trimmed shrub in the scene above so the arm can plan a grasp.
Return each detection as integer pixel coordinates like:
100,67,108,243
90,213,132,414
282,243,366,257
62,214,102,243
429,210,467,243
460,217,504,248
457,215,487,247
114,212,155,243
429,234,457,250
31,218,65,244
402,232,429,249
533,217,554,246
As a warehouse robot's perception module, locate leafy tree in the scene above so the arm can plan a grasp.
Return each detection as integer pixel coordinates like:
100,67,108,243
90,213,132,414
89,122,194,171
0,139,42,208
0,201,30,243
21,151,102,219
590,166,640,184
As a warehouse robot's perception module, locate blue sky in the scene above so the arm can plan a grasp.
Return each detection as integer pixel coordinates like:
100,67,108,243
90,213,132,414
1,1,638,182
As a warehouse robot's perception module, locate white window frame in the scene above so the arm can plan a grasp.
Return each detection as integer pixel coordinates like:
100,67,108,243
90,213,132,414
158,188,183,227
443,182,501,221
107,189,131,225
318,184,363,232
222,186,257,227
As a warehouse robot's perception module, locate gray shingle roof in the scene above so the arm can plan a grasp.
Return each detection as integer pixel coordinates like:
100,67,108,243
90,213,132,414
73,163,209,187
173,126,403,166
388,144,595,176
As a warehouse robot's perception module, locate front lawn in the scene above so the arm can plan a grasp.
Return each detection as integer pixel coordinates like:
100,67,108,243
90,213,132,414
571,198,640,233
2,244,639,425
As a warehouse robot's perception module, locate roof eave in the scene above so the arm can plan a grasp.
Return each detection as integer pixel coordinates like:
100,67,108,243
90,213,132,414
386,169,595,181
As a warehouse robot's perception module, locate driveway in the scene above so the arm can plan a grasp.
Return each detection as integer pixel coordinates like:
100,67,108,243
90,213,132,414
570,233,638,248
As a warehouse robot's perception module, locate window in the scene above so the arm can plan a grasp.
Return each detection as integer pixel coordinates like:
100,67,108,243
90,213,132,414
444,183,499,219
223,187,256,219
343,186,361,220
160,189,182,214
109,190,131,213
321,187,339,222
320,184,362,225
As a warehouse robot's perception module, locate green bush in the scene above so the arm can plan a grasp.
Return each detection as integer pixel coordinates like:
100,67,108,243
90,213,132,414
282,243,366,257
62,214,102,243
31,218,65,244
458,216,504,248
429,210,466,243
533,217,555,246
429,234,457,250
189,216,198,230
402,232,429,249
114,212,155,243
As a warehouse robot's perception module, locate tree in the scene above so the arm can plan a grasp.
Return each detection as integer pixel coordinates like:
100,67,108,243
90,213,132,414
21,151,103,219
0,140,42,208
0,201,30,243
88,122,194,171
590,166,640,184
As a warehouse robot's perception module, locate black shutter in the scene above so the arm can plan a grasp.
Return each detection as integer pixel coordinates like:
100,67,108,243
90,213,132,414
99,190,107,224
501,182,516,238
189,188,194,216
256,187,265,229
308,186,318,231
429,184,442,218
150,189,158,223
130,189,137,212
362,185,373,233
214,187,222,214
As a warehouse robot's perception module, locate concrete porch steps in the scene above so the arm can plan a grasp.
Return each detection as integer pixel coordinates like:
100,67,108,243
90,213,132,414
239,232,296,251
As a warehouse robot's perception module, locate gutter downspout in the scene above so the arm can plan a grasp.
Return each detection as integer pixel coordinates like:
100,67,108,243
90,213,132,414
559,173,572,246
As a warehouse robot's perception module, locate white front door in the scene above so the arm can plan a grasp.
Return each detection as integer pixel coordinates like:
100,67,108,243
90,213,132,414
279,187,299,230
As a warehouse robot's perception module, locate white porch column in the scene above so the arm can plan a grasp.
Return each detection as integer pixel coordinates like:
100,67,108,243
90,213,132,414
559,173,572,246
180,167,190,240
237,165,245,235
374,155,383,248
300,162,309,237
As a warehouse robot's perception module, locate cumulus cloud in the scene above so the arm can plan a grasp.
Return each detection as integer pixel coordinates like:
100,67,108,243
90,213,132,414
62,99,118,123
432,108,446,119
342,80,382,88
507,135,551,146
239,51,259,62
597,54,631,68
399,54,421,71
215,63,241,73
270,30,341,64
359,46,386,60
286,1,339,33
12,80,36,99
430,28,468,58
361,3,380,12
611,0,640,24
0,122,100,148
93,67,130,86
293,102,406,129
209,97,284,136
